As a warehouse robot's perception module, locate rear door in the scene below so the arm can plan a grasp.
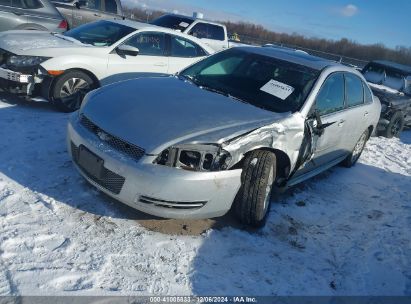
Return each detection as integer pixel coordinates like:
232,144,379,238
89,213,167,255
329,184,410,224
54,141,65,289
340,73,370,151
72,0,102,27
107,31,169,79
167,34,208,74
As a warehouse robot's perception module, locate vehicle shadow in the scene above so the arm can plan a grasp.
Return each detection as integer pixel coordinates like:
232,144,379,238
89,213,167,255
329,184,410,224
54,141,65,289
189,163,411,295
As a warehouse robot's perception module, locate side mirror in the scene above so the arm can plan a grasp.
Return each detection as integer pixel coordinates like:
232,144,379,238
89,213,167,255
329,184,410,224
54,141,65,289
116,45,139,57
308,109,325,135
75,0,86,9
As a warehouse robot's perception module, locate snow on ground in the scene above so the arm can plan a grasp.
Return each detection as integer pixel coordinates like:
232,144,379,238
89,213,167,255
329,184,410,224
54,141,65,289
0,95,410,296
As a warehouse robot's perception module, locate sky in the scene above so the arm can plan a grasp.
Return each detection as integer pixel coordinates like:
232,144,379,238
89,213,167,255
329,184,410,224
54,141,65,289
123,0,411,49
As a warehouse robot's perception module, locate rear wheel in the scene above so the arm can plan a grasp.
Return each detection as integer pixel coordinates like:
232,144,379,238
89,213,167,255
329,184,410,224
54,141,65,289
341,129,369,168
234,150,276,227
382,111,404,138
51,70,96,112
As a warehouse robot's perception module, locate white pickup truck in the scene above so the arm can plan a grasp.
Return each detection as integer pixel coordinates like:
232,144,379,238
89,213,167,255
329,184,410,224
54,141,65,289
150,13,230,52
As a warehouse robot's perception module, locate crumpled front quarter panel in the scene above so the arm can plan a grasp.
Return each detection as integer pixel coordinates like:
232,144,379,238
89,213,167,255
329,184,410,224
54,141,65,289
223,112,306,172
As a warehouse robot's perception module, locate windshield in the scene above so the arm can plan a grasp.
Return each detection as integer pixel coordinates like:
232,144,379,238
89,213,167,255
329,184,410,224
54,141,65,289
180,48,319,113
64,20,135,47
150,15,194,31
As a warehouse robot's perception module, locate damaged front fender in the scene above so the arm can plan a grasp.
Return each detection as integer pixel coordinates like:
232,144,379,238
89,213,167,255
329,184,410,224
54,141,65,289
222,112,307,176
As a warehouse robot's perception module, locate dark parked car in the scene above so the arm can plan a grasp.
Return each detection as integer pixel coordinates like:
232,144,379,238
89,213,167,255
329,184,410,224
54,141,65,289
0,0,67,32
51,0,123,29
362,60,411,137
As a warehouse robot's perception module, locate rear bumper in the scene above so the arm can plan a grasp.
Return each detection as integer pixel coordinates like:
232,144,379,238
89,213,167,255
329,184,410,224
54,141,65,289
67,114,242,219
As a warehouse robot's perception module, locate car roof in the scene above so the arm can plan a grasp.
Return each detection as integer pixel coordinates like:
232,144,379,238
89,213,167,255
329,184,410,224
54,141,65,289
237,46,342,71
370,60,411,75
154,13,225,26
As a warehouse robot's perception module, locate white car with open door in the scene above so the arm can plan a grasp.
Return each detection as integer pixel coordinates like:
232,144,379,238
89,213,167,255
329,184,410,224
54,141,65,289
0,19,213,112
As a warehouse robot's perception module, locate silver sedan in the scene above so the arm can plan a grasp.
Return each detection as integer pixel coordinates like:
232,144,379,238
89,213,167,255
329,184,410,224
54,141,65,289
68,46,381,227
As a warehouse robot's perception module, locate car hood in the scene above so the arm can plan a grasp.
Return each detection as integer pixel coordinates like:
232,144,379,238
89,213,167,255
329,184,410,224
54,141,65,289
82,77,289,154
368,82,411,106
0,31,92,55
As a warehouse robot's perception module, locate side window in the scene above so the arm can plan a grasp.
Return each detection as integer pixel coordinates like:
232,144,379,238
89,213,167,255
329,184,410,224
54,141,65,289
12,0,43,8
170,36,202,58
363,82,373,103
104,0,117,13
84,0,100,10
316,73,345,115
345,73,364,107
188,23,208,39
207,24,225,41
188,23,225,41
124,32,166,56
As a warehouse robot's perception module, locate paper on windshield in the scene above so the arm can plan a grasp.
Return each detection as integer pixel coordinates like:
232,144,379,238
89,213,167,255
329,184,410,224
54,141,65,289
179,22,190,28
260,79,294,100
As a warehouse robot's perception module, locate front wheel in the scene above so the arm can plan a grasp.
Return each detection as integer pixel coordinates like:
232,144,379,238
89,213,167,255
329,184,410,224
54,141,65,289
341,129,369,168
51,70,96,112
233,150,276,227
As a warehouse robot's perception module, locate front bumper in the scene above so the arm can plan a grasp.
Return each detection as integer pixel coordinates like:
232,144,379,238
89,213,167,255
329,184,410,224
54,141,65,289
67,114,242,219
0,67,33,83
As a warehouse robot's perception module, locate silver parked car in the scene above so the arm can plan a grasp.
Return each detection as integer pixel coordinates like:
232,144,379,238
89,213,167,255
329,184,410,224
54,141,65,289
0,0,67,32
68,47,381,227
51,0,123,29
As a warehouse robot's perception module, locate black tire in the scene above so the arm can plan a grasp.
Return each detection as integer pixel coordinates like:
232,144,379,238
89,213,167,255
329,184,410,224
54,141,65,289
382,111,404,138
51,70,96,112
234,150,276,227
341,129,369,168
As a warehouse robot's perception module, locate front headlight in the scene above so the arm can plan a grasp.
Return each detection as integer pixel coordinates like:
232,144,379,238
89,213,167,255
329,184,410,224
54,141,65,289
7,55,49,67
154,144,231,172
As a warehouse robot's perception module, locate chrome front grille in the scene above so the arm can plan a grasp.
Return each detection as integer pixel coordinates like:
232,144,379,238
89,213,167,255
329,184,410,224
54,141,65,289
80,114,145,162
71,142,125,194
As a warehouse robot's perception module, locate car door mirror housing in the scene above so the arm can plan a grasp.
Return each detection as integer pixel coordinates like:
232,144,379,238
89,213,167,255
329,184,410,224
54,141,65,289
308,109,325,135
116,45,140,57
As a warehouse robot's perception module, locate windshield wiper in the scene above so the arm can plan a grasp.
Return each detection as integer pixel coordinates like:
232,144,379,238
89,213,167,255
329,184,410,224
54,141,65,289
52,33,89,45
177,74,249,104
198,84,249,104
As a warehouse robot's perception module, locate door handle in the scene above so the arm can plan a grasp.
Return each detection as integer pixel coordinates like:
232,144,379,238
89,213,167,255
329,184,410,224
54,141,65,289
364,111,369,116
154,62,167,67
338,119,345,127
13,11,23,16
94,13,101,17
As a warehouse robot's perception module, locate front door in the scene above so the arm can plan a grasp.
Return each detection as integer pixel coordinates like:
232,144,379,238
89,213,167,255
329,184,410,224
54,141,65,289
106,31,169,82
295,72,348,176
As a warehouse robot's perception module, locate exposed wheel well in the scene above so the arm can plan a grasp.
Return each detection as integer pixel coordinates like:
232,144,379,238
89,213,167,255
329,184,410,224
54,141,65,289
231,148,291,181
367,125,374,138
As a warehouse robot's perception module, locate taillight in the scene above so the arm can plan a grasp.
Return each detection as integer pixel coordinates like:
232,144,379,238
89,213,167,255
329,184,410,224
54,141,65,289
58,19,68,30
